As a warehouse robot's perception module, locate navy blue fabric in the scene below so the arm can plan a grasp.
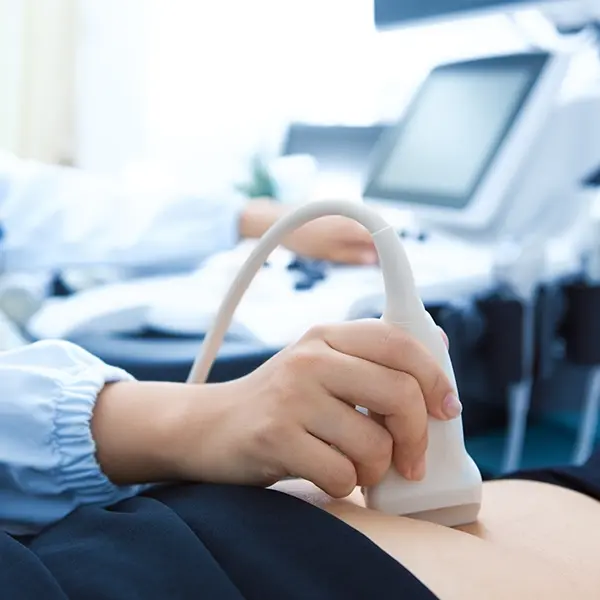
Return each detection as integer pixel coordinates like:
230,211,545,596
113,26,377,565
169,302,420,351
2,484,437,599
501,445,600,502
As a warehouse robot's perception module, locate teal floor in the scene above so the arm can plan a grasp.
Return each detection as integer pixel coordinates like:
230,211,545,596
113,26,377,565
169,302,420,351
467,412,599,475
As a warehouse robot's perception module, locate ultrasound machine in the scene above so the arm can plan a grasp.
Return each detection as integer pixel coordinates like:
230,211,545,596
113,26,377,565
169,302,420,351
366,50,597,289
356,0,600,471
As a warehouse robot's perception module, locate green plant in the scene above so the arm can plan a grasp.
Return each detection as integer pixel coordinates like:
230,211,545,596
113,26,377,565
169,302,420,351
236,154,278,199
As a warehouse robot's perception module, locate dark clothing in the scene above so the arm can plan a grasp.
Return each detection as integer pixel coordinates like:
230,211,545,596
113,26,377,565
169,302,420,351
3,450,600,600
2,483,437,600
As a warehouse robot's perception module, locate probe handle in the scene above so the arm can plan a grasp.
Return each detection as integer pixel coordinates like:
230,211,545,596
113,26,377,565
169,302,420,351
364,228,482,526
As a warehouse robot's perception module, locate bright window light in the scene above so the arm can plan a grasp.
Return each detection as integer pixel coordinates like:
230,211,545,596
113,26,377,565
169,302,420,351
77,0,529,185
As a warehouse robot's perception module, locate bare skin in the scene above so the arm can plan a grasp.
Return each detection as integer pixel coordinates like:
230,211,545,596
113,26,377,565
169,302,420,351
240,198,378,264
272,478,600,599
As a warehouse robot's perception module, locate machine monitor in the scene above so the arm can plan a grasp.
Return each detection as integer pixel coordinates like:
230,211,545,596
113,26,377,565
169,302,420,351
281,124,387,196
363,51,570,230
374,0,574,29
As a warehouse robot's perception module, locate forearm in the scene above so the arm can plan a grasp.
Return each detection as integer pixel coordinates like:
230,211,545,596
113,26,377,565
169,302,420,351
91,380,233,486
238,198,288,240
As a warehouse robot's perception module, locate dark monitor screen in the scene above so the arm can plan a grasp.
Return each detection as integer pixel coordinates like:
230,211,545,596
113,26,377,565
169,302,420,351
282,124,387,177
374,0,553,29
363,53,550,210
281,124,388,194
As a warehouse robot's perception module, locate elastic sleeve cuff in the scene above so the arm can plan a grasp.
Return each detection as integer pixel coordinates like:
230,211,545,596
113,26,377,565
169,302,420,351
52,362,150,506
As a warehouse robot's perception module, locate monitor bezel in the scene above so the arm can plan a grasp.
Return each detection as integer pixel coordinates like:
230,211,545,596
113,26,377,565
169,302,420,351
363,50,570,229
374,1,571,31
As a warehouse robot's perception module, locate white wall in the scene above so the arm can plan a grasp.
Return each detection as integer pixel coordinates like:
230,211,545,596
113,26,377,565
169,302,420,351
0,0,24,153
74,0,149,176
0,0,76,162
74,0,529,187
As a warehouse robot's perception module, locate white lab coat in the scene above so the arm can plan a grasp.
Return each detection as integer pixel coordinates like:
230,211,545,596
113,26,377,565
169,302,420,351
0,340,145,535
0,150,246,273
0,150,248,347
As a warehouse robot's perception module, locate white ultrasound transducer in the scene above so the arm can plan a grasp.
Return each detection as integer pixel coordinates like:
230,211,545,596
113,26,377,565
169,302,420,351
188,199,484,526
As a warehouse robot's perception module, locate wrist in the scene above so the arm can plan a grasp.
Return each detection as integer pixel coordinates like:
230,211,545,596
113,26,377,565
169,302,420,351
92,381,202,485
161,381,241,483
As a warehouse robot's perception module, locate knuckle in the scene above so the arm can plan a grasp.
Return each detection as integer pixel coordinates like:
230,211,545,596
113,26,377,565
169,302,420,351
393,424,428,472
398,420,428,464
426,370,448,405
395,370,420,395
387,406,428,461
413,426,429,457
362,426,393,463
381,325,411,356
411,405,429,441
391,372,422,412
302,323,330,342
256,462,286,486
285,342,329,376
326,459,357,498
357,460,390,487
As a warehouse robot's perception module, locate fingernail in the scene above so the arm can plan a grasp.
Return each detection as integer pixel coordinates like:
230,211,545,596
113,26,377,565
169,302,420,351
443,393,462,419
438,326,449,349
409,455,426,481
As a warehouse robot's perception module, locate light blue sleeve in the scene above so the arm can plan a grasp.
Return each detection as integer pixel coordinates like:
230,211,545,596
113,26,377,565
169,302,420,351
0,339,149,536
0,150,246,272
